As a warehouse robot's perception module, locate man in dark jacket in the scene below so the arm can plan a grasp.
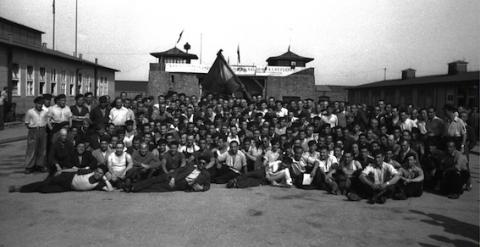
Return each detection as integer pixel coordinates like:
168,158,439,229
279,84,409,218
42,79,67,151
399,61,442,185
90,96,110,131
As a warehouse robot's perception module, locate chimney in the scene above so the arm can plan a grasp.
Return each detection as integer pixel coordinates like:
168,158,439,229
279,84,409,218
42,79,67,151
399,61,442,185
95,58,98,64
42,43,47,49
401,68,416,80
448,61,468,75
79,53,83,60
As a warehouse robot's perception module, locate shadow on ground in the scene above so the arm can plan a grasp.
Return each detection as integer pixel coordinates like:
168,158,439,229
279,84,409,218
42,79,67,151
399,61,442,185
411,209,479,247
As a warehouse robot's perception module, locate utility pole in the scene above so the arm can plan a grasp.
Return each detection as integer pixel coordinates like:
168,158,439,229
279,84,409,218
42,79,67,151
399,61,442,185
75,0,78,57
52,0,55,50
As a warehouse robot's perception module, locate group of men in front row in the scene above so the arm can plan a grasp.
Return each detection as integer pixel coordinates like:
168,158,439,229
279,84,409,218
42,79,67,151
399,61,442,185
8,91,474,205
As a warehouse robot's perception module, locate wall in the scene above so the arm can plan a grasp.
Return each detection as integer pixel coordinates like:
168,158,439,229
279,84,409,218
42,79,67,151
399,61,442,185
265,68,316,100
148,64,201,97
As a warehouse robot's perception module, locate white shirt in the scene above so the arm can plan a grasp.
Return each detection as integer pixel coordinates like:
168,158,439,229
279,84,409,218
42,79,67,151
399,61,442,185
24,108,48,128
321,114,338,128
107,152,132,176
217,150,247,173
362,162,398,185
48,105,72,123
318,155,338,173
109,107,131,126
400,118,417,132
71,173,100,191
276,108,288,117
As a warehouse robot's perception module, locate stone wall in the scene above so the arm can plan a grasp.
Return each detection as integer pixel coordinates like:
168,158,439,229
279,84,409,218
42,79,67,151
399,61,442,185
148,67,201,97
265,68,317,100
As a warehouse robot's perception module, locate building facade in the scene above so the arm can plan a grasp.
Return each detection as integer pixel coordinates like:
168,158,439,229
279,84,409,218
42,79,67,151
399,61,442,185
0,17,117,115
147,46,340,102
115,80,148,98
348,61,479,111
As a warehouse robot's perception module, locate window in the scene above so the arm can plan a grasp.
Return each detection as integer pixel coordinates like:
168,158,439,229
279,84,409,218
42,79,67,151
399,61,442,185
51,82,57,95
171,75,175,83
26,65,34,96
60,70,67,94
77,73,83,93
69,71,75,96
51,69,56,82
39,67,46,94
11,63,20,96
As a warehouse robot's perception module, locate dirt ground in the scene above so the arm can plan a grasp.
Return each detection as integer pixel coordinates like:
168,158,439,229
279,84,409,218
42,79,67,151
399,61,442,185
0,140,478,247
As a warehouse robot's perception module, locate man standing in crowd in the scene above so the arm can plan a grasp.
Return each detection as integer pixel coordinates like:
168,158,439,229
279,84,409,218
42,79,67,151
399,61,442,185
47,94,72,144
109,97,133,129
24,96,49,173
71,94,90,129
90,96,110,131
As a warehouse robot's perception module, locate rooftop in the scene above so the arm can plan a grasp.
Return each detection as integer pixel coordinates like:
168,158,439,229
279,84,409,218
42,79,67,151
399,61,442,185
150,47,198,60
0,16,44,34
0,39,119,72
266,49,314,63
351,71,479,89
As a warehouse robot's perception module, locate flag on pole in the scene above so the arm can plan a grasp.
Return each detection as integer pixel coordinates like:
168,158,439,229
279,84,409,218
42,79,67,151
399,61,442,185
52,0,55,14
176,30,184,44
201,50,251,100
237,44,240,64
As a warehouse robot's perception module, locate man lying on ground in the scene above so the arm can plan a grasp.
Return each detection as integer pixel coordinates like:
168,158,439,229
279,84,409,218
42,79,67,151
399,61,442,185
9,165,113,193
124,158,210,193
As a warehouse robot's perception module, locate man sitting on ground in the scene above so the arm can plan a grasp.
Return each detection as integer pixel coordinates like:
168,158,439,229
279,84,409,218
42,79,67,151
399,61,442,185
347,151,400,204
106,142,133,187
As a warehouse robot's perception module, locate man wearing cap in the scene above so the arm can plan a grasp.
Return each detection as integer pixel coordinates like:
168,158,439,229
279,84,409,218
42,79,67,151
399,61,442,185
24,96,49,173
90,95,110,131
47,94,72,144
71,94,90,129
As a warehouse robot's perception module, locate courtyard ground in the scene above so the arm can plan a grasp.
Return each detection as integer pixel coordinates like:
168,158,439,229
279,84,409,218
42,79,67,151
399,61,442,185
0,140,478,247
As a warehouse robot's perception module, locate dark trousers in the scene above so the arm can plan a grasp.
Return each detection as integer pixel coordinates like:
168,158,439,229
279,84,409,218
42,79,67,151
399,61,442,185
394,181,423,199
350,176,396,199
294,171,324,190
25,127,47,170
440,168,470,195
236,169,266,188
19,172,75,193
125,167,155,182
0,105,4,130
213,167,240,184
131,174,173,192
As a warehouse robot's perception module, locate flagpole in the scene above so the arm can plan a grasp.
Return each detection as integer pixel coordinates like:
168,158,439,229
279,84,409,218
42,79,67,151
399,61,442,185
52,0,55,50
75,0,78,57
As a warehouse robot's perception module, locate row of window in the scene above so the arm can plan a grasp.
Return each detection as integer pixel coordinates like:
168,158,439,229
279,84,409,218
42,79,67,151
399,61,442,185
10,63,109,97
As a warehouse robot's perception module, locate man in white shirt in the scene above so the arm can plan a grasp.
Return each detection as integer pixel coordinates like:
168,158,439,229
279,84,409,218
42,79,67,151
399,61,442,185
347,151,400,204
109,97,132,127
321,106,338,128
48,94,72,144
310,145,339,193
106,142,133,186
214,141,247,184
399,111,417,132
24,96,49,173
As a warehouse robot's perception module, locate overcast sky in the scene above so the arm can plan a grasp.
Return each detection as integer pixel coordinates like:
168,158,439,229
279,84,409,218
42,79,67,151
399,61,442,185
1,0,479,85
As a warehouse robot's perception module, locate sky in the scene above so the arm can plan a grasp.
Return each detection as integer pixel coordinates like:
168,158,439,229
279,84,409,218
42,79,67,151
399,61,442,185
1,0,479,85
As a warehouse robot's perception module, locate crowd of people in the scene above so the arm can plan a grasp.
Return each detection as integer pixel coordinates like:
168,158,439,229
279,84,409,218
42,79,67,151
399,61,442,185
8,90,478,204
